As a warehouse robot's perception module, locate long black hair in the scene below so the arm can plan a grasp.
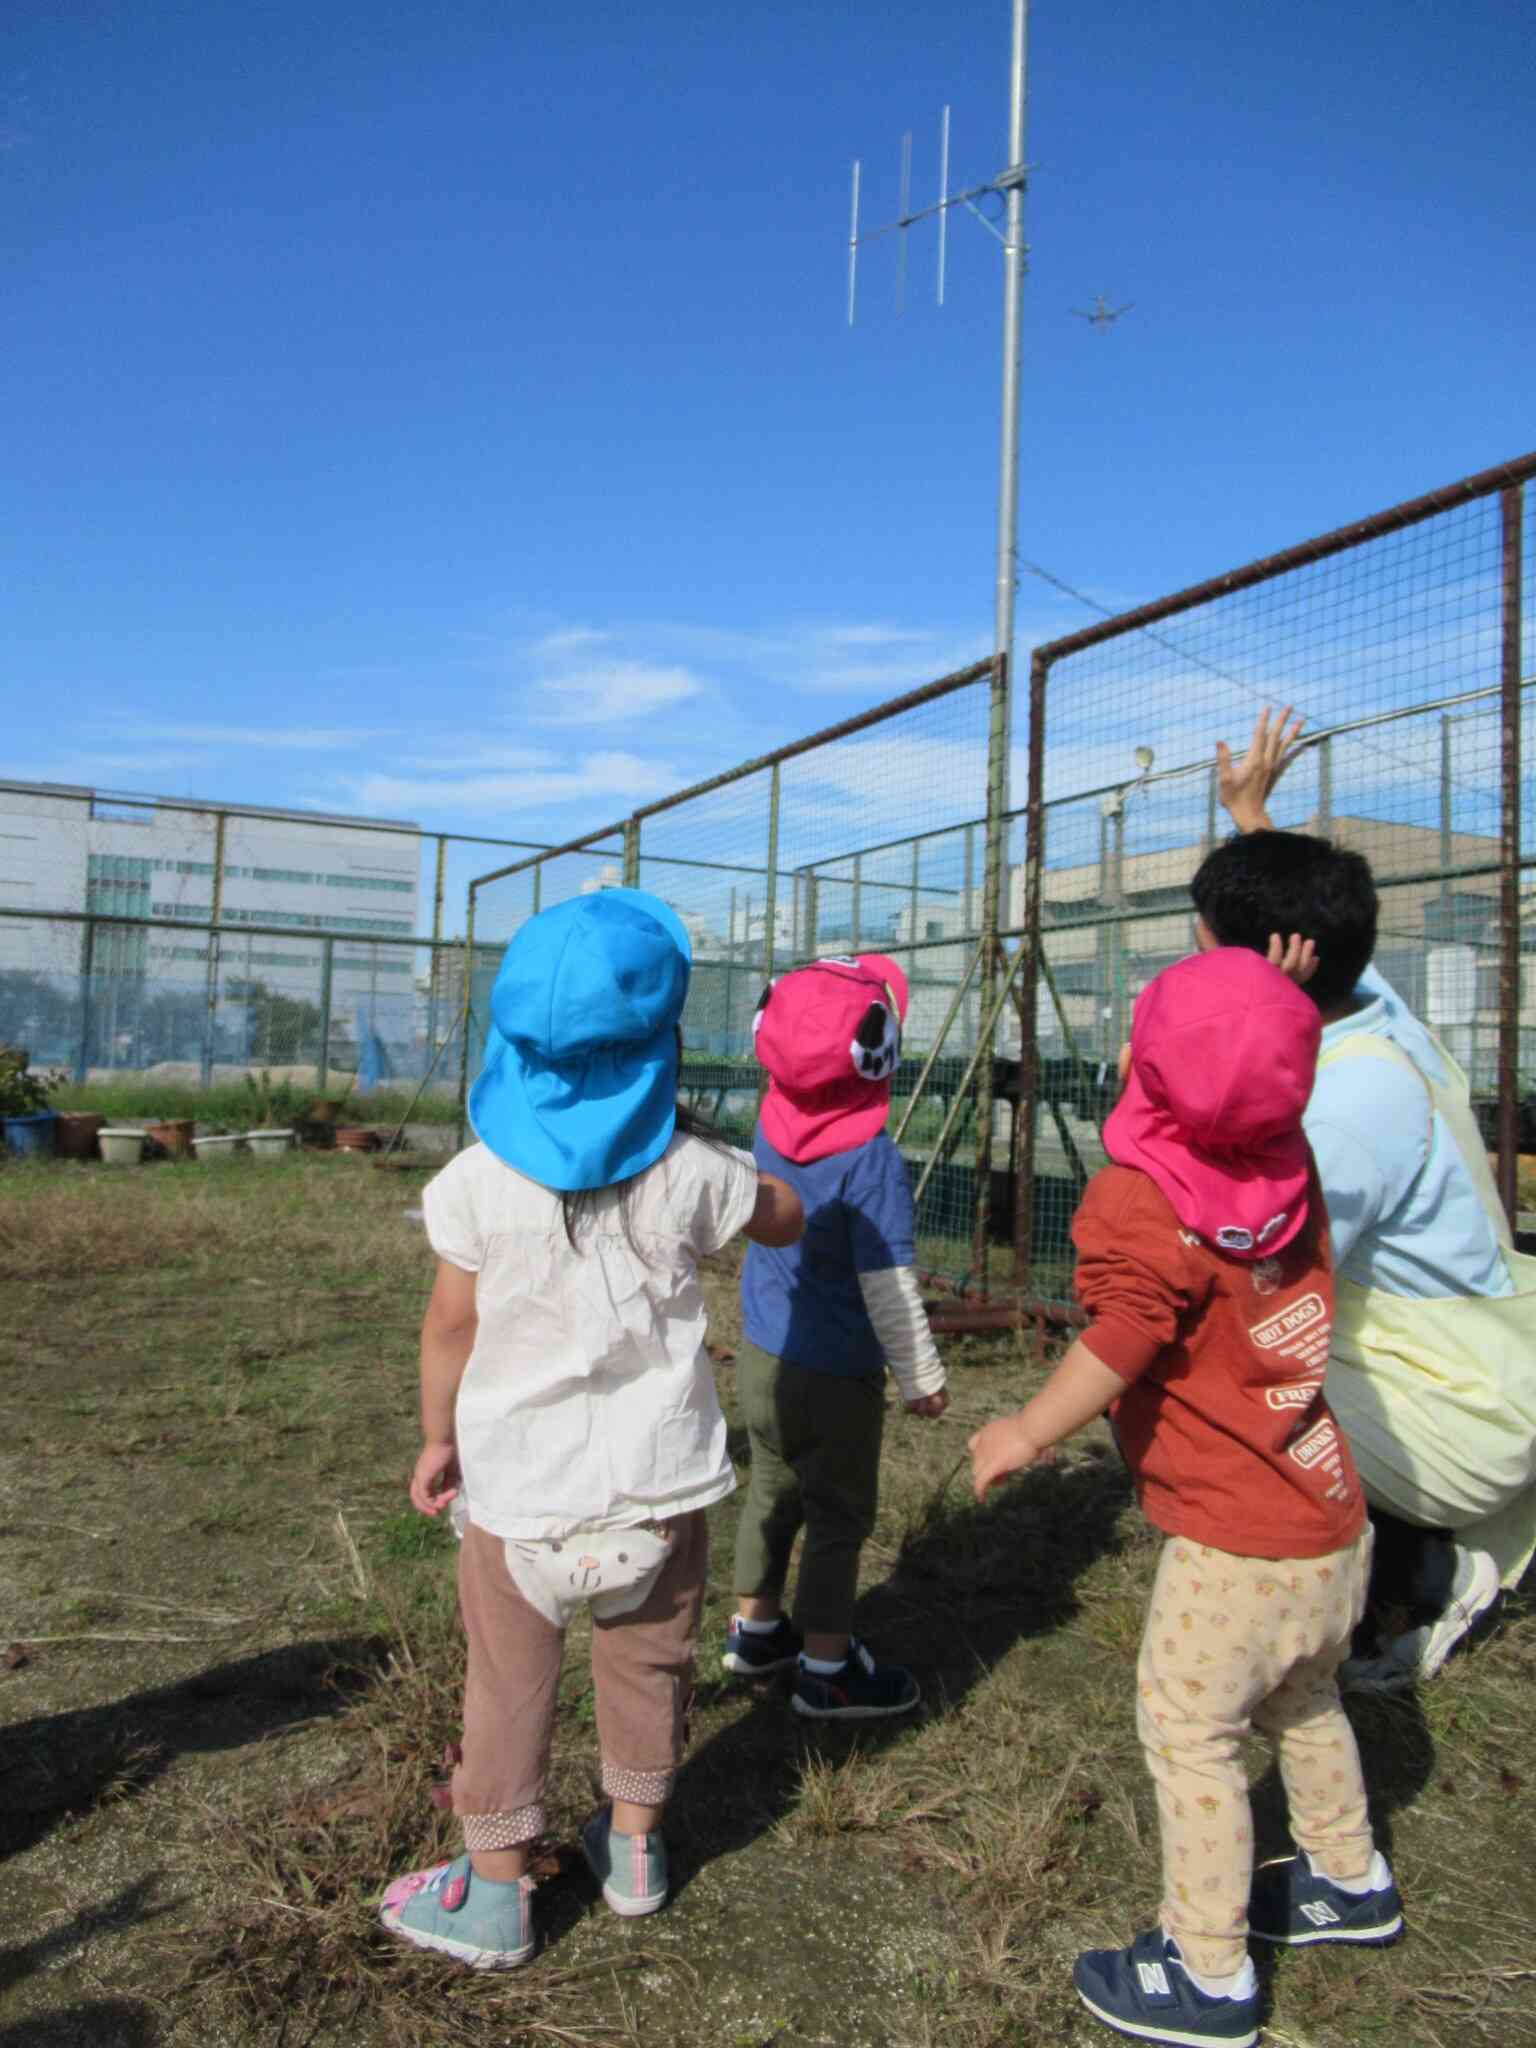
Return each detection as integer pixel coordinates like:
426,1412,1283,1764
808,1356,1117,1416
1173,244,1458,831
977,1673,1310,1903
559,1033,730,1254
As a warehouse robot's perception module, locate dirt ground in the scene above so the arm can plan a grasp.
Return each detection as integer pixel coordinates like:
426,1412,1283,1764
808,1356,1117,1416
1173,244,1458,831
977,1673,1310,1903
2,1155,1533,2048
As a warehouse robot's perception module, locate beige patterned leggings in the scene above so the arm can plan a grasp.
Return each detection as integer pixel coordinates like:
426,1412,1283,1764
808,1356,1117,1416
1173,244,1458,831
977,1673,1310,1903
1136,1530,1377,1977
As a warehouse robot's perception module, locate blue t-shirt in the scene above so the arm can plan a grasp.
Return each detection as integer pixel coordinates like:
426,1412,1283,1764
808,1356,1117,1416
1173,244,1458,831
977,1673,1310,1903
1307,965,1512,1301
741,1131,916,1378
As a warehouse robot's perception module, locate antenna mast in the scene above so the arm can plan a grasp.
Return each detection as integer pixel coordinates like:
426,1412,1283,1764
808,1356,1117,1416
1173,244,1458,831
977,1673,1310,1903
846,0,1031,765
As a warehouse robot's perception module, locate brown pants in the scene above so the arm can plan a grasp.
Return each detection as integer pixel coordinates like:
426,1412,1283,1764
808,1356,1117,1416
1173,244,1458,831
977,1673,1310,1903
452,1511,707,1851
1138,1531,1377,1977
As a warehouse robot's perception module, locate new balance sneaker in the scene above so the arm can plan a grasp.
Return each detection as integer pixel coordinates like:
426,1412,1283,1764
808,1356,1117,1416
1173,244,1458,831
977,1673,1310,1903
790,1638,920,1721
580,1805,669,1918
1248,1850,1403,1947
1341,1544,1501,1693
378,1855,535,1969
1073,1930,1259,2048
722,1613,803,1677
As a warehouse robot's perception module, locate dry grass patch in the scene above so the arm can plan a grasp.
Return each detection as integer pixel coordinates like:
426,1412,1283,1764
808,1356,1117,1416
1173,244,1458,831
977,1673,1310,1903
2,1162,1534,2048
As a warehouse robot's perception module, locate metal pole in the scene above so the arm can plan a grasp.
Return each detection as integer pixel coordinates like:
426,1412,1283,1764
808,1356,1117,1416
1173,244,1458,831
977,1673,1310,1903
1439,715,1453,919
909,837,921,997
992,0,1029,766
1110,801,1127,1052
200,811,227,1088
317,937,334,1093
428,833,447,1056
892,941,983,1145
974,654,1012,1296
1317,735,1333,837
623,817,640,888
806,872,819,960
727,888,736,1053
1497,485,1523,1226
851,856,862,952
762,764,781,986
76,916,95,1083
1014,648,1049,1283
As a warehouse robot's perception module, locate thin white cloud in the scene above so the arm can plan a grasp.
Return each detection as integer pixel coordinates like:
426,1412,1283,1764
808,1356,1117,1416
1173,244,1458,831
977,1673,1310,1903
120,722,387,751
343,749,680,817
530,661,704,725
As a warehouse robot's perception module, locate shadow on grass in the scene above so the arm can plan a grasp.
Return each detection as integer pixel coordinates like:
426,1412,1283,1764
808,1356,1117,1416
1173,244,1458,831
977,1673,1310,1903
0,1878,166,2044
0,2002,160,2048
0,1637,386,1863
666,1445,1136,1891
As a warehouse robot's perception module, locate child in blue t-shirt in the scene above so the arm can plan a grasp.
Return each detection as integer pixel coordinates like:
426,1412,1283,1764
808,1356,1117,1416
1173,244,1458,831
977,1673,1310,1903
722,955,949,1718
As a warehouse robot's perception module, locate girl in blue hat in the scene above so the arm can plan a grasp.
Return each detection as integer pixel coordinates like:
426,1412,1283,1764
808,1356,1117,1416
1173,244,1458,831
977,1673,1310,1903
379,888,801,1968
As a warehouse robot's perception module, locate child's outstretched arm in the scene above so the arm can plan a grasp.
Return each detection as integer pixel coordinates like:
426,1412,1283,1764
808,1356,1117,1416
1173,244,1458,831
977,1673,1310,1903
410,1258,478,1516
968,1338,1123,1500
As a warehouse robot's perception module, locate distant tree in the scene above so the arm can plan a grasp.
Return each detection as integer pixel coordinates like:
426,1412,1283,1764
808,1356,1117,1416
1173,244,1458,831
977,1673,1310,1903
226,978,324,1064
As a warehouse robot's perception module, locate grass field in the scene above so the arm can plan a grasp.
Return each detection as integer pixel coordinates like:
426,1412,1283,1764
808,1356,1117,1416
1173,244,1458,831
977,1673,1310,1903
1,1155,1533,2048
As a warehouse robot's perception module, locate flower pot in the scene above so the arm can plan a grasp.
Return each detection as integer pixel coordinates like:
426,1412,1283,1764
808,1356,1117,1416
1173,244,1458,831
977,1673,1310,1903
98,1127,147,1165
247,1128,296,1160
54,1111,107,1160
147,1117,196,1159
334,1125,380,1153
192,1133,248,1160
2,1109,57,1159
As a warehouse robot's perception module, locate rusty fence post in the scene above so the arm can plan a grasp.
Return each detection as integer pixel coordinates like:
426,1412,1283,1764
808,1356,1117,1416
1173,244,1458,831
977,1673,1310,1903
1013,648,1048,1286
1497,483,1523,1227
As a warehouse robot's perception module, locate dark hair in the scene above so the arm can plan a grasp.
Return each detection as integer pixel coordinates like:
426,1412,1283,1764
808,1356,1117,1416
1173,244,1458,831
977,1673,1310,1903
559,1034,727,1254
1189,830,1378,1009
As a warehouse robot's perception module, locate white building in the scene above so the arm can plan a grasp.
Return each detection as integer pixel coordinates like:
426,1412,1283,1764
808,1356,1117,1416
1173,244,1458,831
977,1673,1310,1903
0,780,420,1071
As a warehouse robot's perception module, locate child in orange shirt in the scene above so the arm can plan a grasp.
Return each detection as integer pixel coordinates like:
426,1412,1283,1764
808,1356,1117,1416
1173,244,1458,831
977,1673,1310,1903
970,948,1401,2048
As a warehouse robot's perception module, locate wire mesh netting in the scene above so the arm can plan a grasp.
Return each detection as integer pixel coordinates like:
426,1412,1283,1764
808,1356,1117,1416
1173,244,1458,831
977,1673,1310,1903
468,666,1006,1283
0,787,552,1097
1017,465,1535,1300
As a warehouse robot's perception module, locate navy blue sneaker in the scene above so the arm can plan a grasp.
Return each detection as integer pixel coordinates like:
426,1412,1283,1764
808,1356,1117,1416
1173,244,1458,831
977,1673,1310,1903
722,1614,803,1677
1248,1851,1403,1947
1073,1929,1258,2048
790,1638,919,1721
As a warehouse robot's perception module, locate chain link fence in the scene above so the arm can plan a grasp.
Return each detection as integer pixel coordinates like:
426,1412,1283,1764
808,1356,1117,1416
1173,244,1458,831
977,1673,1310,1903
1012,451,1535,1302
465,660,1012,1286
0,789,548,1095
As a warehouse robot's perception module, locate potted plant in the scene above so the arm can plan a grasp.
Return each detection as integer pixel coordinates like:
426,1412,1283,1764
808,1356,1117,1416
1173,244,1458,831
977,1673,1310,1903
243,1069,300,1160
192,1122,247,1160
0,1044,64,1159
98,1127,148,1165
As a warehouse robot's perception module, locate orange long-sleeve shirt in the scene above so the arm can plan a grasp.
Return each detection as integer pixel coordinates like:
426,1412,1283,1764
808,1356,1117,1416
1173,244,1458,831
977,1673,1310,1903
1073,1163,1365,1560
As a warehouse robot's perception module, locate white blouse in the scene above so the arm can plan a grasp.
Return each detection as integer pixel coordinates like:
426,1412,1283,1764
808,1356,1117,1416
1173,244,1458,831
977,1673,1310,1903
422,1131,758,1540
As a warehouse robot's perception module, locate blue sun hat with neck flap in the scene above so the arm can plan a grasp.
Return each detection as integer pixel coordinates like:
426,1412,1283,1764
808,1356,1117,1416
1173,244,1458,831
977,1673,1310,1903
470,887,691,1192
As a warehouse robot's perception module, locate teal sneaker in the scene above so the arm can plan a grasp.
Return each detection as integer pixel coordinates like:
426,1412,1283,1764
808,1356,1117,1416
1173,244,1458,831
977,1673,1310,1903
378,1854,535,1968
580,1805,669,1918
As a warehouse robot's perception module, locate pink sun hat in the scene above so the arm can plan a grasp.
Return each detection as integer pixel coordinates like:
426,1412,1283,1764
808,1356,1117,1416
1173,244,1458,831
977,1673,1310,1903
1102,948,1321,1258
753,954,909,1164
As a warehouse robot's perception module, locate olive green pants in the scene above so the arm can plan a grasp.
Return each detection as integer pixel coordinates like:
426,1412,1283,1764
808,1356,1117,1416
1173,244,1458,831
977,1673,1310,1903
731,1339,885,1635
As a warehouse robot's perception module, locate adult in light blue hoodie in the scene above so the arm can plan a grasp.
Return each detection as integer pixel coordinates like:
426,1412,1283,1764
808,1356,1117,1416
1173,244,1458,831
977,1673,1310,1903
1188,710,1536,1692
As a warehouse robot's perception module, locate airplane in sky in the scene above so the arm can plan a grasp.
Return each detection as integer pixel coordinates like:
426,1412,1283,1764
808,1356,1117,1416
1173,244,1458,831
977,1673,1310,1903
1072,294,1134,330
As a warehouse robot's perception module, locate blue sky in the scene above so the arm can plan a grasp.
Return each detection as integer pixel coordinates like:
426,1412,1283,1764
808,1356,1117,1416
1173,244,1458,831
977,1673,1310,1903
6,0,1532,858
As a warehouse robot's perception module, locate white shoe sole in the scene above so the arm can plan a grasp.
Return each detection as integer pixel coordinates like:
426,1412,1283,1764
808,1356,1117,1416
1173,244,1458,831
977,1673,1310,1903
1251,1909,1403,1947
790,1690,920,1720
1416,1549,1501,1679
378,1904,534,1969
1074,1984,1257,2048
